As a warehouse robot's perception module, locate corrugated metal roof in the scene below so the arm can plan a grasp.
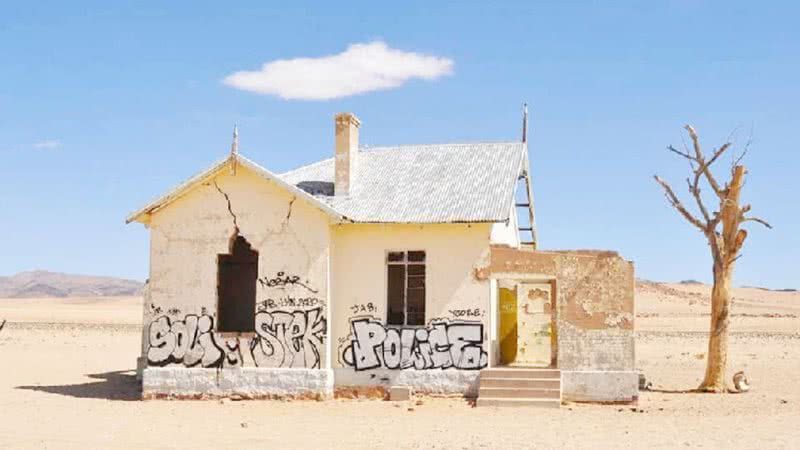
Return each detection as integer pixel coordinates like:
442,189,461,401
280,142,526,223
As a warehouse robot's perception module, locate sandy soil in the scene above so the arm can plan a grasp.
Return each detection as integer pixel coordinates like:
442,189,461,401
0,286,798,449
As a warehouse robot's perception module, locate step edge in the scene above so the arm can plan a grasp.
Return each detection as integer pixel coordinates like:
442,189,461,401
479,377,562,382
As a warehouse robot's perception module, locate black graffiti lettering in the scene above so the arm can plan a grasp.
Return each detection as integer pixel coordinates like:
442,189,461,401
146,314,227,368
340,318,487,371
258,296,320,311
350,302,377,315
224,340,243,368
251,307,326,369
448,308,482,318
258,271,318,294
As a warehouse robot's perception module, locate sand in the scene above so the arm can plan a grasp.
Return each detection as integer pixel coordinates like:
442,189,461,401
0,284,798,449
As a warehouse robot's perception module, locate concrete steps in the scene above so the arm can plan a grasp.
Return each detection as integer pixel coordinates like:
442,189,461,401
477,367,561,408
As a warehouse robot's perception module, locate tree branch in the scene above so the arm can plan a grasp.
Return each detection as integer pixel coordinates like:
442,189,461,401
685,125,725,197
686,177,712,223
654,175,707,231
741,216,773,229
667,145,694,160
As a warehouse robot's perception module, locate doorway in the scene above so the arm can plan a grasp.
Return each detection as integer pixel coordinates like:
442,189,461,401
498,281,556,367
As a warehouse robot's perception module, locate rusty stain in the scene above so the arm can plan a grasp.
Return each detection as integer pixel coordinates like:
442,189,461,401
487,245,634,331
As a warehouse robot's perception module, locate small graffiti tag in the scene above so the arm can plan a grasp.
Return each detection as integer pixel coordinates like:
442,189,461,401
350,303,377,315
448,308,483,318
258,271,318,293
259,296,320,311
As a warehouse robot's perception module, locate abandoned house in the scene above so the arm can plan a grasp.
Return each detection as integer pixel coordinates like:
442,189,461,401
126,112,637,406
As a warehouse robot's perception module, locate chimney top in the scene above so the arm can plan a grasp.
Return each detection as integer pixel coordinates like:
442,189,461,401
335,112,361,128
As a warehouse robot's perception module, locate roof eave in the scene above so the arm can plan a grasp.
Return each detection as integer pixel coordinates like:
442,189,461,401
125,154,349,225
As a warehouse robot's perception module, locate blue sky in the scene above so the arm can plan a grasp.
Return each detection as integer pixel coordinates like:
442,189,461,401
1,1,797,288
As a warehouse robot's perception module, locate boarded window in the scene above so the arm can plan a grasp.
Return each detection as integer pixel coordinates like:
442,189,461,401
217,235,258,332
386,251,426,326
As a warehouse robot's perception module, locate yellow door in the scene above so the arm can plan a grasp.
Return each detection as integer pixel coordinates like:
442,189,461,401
498,286,517,365
514,283,553,367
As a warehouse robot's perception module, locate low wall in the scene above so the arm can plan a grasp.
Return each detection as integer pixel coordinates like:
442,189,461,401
480,246,637,403
333,368,481,398
142,368,334,399
561,370,639,403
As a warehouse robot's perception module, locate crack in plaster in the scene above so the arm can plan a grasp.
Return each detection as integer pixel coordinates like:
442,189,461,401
285,197,296,223
213,180,239,234
252,195,313,270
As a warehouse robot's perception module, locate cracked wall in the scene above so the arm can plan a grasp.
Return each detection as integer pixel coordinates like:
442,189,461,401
144,165,331,370
483,246,635,371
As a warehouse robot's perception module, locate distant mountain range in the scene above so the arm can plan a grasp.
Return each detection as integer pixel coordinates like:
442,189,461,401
0,271,144,298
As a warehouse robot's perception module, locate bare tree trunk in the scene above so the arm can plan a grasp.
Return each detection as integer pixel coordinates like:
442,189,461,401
699,165,744,392
700,261,733,391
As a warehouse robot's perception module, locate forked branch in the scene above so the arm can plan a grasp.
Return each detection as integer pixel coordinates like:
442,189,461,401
654,175,706,231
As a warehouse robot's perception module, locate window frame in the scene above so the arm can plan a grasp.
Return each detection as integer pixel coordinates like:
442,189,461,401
385,249,427,327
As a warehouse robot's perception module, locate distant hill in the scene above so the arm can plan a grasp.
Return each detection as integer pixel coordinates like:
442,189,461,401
0,271,143,298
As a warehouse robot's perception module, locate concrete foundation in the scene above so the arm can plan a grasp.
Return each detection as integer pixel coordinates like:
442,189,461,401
389,386,412,401
333,368,481,397
561,370,638,403
142,368,334,399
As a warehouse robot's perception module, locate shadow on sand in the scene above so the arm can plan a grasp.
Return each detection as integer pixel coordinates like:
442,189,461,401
16,370,141,401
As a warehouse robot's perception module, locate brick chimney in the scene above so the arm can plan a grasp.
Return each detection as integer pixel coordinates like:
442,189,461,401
334,112,360,196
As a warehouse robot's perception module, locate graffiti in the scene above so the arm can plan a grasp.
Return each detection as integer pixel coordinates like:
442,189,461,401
223,339,243,368
448,308,483,318
250,307,326,369
147,314,227,368
258,271,318,293
340,318,488,371
258,296,320,311
350,302,377,315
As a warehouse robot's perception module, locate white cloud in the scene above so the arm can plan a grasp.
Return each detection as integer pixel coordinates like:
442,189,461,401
223,41,454,100
33,140,61,150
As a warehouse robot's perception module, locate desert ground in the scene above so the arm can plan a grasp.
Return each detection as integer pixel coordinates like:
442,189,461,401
0,283,798,449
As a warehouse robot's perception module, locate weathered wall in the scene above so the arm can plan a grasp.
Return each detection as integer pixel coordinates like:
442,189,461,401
330,223,494,392
143,165,331,372
482,246,635,371
480,246,637,402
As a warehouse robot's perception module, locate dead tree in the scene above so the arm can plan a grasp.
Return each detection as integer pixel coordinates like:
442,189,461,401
654,125,771,392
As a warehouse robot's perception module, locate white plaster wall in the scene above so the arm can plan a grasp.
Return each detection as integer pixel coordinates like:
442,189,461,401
330,223,493,380
143,367,334,399
333,368,481,397
489,207,520,247
561,370,639,403
144,165,331,370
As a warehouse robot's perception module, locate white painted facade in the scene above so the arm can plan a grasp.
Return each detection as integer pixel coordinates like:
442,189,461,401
136,162,520,398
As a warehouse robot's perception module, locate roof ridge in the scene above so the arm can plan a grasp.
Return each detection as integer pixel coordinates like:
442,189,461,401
360,141,522,152
279,156,334,176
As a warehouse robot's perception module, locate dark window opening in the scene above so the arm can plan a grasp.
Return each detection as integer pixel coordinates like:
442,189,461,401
217,235,258,332
387,251,426,326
